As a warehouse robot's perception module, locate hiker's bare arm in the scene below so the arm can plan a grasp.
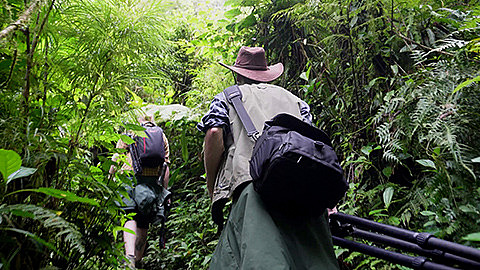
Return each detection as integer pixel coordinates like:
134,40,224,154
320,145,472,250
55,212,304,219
204,127,224,199
109,140,127,174
327,207,338,216
109,153,121,174
163,165,170,188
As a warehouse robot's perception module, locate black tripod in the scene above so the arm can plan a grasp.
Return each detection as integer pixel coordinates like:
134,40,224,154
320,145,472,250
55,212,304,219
329,213,480,270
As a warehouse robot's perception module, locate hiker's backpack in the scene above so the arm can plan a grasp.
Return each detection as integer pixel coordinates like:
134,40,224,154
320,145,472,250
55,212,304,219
224,85,348,218
129,122,166,175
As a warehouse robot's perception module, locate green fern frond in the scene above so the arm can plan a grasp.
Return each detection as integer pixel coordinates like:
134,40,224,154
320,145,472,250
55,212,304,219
383,149,400,164
434,38,468,52
373,98,405,124
376,122,391,145
0,204,85,254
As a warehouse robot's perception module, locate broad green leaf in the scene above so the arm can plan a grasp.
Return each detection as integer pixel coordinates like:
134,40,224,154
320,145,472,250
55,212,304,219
416,159,436,169
462,232,480,242
472,157,480,163
132,131,147,138
123,123,145,131
361,145,373,156
237,14,256,30
114,225,135,235
335,248,349,258
388,216,400,226
224,8,241,19
453,75,480,94
383,187,394,209
459,205,478,214
9,209,35,218
37,188,100,206
300,72,308,81
391,65,399,75
120,135,135,144
7,166,37,184
113,226,135,241
420,210,436,216
368,209,385,215
10,188,99,206
382,167,392,178
0,149,22,181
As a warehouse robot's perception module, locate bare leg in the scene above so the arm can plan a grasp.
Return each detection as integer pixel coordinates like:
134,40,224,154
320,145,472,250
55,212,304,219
124,220,137,266
135,227,148,261
124,220,149,264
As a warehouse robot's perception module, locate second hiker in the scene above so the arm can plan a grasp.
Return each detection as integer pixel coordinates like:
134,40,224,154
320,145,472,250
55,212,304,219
110,114,171,268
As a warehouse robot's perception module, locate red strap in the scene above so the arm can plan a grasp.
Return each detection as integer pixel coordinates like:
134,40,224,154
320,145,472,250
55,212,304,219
143,137,146,153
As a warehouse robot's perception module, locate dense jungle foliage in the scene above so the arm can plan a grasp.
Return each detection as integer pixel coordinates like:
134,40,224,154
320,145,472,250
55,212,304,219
0,0,479,269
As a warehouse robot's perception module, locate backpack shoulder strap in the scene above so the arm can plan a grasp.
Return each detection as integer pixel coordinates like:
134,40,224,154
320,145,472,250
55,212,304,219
142,121,156,128
223,85,259,140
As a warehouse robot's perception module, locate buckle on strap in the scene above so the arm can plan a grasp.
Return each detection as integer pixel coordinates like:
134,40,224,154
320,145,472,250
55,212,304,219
248,131,259,141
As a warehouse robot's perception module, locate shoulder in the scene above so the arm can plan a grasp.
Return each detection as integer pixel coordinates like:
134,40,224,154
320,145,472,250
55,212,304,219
244,83,301,100
197,92,231,133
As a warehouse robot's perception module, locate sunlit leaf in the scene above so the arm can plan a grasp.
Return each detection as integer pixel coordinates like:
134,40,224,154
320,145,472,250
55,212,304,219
420,211,436,216
368,209,385,216
7,166,37,184
238,14,256,30
0,149,22,181
462,232,480,242
224,8,241,19
120,135,135,144
391,65,399,75
124,123,145,131
361,145,373,156
113,226,135,241
453,75,480,94
132,131,147,138
416,159,436,169
383,187,394,209
300,72,308,81
9,188,99,206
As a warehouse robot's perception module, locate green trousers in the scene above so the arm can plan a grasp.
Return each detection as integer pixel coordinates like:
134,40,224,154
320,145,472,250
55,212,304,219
210,183,339,270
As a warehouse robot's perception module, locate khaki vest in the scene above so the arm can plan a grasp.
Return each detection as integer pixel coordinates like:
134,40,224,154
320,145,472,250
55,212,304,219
212,83,304,209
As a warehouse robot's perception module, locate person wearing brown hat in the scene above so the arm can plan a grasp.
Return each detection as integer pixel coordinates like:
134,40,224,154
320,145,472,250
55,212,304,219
197,46,339,269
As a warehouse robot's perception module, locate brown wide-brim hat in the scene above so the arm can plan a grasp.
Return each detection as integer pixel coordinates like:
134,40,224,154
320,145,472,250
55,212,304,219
219,46,284,82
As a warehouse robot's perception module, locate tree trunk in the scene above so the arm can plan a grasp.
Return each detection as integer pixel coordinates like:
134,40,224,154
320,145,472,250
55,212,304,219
0,0,44,40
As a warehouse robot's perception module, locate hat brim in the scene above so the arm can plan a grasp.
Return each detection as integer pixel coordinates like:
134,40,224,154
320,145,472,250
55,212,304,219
219,62,284,82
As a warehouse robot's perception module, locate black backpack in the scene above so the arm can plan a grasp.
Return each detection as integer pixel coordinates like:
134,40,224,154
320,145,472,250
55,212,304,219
224,85,348,217
129,122,165,175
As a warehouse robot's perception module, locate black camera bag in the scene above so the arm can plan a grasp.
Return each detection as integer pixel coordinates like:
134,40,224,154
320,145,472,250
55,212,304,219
224,85,348,217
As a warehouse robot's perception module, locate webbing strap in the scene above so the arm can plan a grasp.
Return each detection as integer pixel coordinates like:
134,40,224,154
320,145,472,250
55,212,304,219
223,85,259,140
